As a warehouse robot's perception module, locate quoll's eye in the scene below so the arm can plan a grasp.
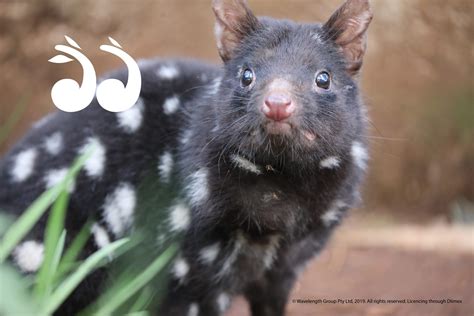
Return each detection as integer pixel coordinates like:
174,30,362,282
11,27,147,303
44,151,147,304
241,68,254,87
315,71,331,90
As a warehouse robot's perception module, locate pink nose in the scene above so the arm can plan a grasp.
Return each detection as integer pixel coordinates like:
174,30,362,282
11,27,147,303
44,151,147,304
263,93,294,121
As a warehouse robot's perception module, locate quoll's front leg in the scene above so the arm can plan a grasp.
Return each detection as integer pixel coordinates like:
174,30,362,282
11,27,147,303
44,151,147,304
244,230,330,316
158,277,230,316
244,267,298,316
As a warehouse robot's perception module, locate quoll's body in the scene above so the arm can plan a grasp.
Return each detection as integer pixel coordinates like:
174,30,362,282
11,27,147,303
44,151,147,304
0,0,373,315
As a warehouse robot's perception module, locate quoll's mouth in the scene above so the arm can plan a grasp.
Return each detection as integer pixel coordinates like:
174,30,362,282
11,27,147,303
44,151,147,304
263,121,318,143
265,121,292,135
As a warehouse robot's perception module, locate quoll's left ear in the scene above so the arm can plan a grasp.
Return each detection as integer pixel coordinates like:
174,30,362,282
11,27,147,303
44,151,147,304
323,0,373,76
212,0,261,62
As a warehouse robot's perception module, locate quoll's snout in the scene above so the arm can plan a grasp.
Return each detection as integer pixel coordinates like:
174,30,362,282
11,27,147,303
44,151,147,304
263,93,294,121
262,79,295,122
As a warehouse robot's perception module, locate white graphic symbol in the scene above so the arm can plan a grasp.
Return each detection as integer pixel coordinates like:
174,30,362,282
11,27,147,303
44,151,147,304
49,36,141,113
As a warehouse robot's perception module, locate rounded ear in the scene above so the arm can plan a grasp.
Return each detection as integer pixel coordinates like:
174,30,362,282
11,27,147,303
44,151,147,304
212,0,261,62
322,0,373,76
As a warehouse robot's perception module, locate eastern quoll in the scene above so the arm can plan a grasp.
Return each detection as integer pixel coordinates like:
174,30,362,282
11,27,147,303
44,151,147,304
0,0,373,315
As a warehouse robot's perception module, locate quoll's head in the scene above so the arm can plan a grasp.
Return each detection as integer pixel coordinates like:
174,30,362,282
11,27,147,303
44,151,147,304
211,0,373,172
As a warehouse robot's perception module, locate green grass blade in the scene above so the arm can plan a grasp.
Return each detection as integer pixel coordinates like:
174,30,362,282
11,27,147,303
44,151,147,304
125,312,150,316
38,230,67,299
50,231,67,276
93,244,177,315
0,145,94,262
0,93,30,146
40,238,129,315
55,220,92,280
0,186,64,262
127,286,155,313
35,190,70,297
0,213,15,237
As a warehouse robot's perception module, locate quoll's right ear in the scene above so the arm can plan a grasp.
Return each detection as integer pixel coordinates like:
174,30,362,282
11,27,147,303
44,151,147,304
212,0,261,62
323,0,373,76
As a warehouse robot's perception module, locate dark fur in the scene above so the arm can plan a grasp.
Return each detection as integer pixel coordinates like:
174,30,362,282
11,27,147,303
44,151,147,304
0,1,371,315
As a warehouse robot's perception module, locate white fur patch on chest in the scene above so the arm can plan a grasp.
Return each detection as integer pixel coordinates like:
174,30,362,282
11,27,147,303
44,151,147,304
319,156,341,169
230,154,262,175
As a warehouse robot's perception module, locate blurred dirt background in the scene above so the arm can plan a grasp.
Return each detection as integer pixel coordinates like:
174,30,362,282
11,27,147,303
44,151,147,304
0,0,472,315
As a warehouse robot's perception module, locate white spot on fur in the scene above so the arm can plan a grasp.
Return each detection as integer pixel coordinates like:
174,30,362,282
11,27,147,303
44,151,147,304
186,168,209,206
351,141,369,169
158,151,174,183
117,98,144,133
172,256,190,280
80,137,106,178
321,200,347,227
216,292,231,313
230,154,262,175
199,242,220,264
103,183,137,237
180,129,193,145
43,132,63,155
91,223,111,249
44,168,75,192
187,303,199,316
208,77,222,95
157,65,179,79
219,232,245,277
11,148,37,182
320,156,341,169
262,235,281,269
169,201,191,232
163,96,180,115
13,241,44,272
311,31,323,43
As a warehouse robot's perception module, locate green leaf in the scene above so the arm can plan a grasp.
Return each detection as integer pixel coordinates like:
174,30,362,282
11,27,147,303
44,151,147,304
0,264,38,315
40,238,129,315
55,220,92,281
0,187,62,263
127,286,155,313
36,230,67,300
93,244,177,315
35,189,70,298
